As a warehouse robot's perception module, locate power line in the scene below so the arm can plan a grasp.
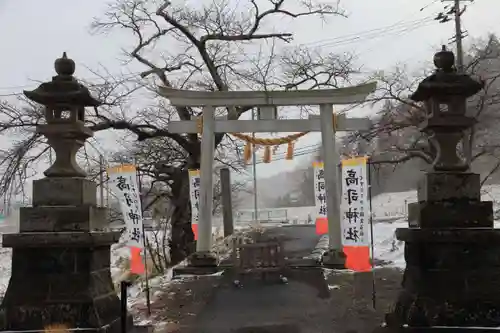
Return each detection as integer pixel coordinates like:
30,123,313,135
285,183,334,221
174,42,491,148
303,18,435,50
351,18,437,59
420,0,441,12
294,17,434,49
252,145,321,165
301,0,442,50
0,71,140,96
239,144,322,181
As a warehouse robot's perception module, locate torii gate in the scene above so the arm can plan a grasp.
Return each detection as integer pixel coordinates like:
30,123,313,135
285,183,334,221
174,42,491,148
159,82,376,267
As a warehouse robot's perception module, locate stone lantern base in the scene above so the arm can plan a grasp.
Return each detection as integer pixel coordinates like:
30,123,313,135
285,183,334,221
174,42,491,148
0,239,129,331
385,228,500,328
0,178,133,332
380,172,500,330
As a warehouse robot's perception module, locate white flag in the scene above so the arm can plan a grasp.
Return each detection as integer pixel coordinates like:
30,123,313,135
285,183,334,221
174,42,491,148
107,164,144,248
341,157,370,246
188,169,200,226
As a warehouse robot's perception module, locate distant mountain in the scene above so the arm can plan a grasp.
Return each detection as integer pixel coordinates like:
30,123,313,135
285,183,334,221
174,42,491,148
235,169,304,209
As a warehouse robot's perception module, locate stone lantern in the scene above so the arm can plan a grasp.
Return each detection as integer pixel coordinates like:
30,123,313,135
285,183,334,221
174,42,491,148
0,53,130,332
24,52,99,178
380,47,500,330
411,45,483,172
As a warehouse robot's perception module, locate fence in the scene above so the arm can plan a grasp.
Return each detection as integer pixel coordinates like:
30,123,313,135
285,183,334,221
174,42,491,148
235,209,289,224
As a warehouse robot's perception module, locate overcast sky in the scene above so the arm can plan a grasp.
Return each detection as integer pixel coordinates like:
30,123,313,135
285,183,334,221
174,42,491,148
0,0,499,180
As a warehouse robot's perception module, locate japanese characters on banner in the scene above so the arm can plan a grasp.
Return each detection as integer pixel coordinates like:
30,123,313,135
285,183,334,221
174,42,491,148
107,165,144,248
313,162,328,235
188,170,201,240
313,162,327,218
341,157,370,246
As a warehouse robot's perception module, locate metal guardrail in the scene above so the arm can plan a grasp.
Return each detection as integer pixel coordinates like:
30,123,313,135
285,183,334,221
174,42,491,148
235,209,289,224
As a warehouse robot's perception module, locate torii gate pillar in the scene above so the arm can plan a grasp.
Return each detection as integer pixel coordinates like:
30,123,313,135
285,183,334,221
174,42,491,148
159,83,376,268
319,103,345,267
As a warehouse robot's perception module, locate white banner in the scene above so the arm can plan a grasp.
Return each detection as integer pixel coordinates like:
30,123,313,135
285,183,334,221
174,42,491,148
313,162,327,219
188,170,201,225
341,157,370,246
107,165,144,248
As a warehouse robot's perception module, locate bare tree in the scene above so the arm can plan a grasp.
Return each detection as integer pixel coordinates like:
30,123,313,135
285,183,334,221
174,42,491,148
0,0,358,265
351,34,500,188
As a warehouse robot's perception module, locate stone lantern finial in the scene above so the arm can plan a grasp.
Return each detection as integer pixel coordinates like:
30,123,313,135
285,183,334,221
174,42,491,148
54,52,75,77
433,45,455,73
23,52,100,178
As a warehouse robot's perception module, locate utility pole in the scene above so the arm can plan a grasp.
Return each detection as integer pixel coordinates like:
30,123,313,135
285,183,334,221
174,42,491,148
219,167,234,237
251,108,258,225
453,0,465,71
105,174,110,208
439,0,471,71
99,155,104,207
440,0,472,165
453,0,466,73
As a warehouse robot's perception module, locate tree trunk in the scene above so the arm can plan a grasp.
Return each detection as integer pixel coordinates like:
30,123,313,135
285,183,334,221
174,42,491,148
169,169,195,265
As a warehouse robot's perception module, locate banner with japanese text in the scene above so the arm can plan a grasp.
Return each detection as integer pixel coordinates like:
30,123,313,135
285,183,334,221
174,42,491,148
341,157,369,246
108,164,145,248
188,169,201,240
341,156,371,272
107,164,145,274
313,161,328,235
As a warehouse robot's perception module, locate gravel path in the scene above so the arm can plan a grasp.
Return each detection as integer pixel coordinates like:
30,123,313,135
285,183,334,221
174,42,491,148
145,226,404,333
185,268,402,333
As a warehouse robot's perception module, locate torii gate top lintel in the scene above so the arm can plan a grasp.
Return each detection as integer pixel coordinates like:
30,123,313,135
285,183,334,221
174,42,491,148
158,82,377,107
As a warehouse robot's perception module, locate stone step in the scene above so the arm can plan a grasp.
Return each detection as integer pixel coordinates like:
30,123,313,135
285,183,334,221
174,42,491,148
173,258,323,277
129,324,154,333
172,265,222,277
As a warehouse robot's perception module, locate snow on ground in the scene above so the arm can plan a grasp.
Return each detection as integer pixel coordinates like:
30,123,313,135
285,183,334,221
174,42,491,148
372,219,406,268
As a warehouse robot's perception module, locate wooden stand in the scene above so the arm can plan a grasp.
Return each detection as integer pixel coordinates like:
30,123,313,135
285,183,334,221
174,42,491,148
231,234,287,286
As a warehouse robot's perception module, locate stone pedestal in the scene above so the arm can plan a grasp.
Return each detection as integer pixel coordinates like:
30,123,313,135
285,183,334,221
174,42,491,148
0,178,131,332
179,251,219,275
322,248,347,268
384,172,500,329
188,251,218,266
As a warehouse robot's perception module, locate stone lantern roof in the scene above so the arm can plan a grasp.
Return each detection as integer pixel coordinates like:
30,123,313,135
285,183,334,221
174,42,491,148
23,52,101,108
411,45,484,102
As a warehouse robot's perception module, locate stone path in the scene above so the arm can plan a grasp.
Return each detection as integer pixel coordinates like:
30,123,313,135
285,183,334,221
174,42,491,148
193,277,329,332
177,226,403,333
